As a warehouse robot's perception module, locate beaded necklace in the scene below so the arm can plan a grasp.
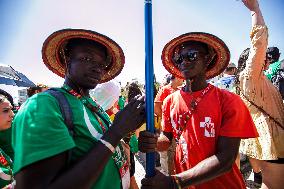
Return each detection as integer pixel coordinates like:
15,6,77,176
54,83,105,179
62,85,111,133
176,84,213,141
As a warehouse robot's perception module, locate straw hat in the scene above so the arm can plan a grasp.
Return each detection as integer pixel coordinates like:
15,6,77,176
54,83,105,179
162,32,230,79
42,29,125,83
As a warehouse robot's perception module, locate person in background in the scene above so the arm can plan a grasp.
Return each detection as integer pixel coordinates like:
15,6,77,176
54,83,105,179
237,0,284,188
264,47,284,99
26,84,48,97
12,29,145,189
118,90,126,111
264,47,281,79
0,90,15,160
0,94,15,188
154,74,183,175
161,74,172,86
215,62,237,93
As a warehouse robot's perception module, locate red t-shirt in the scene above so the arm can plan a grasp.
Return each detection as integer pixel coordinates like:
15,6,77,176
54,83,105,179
155,84,176,103
162,84,258,189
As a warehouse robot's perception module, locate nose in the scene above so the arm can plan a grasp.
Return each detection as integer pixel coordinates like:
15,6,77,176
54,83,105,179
10,109,15,118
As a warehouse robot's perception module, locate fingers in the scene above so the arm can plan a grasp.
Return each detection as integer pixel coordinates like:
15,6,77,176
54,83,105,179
138,131,158,152
141,169,170,189
141,177,155,189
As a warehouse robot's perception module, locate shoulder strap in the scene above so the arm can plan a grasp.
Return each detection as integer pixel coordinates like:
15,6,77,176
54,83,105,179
45,88,74,137
241,93,284,130
44,88,75,166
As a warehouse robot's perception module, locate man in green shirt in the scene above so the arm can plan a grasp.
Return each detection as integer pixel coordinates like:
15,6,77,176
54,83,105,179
12,29,145,188
264,47,281,80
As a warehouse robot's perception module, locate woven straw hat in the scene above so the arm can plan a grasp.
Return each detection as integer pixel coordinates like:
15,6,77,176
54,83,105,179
42,29,125,83
162,32,230,79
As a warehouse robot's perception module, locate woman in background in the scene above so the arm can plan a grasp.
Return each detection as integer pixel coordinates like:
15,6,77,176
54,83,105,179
0,94,15,188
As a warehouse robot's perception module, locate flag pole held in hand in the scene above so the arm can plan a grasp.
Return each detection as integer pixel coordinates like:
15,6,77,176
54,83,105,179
144,0,155,177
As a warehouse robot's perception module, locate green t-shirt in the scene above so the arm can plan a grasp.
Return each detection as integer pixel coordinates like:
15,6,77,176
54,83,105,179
0,127,14,160
0,148,13,188
264,60,281,80
12,88,121,189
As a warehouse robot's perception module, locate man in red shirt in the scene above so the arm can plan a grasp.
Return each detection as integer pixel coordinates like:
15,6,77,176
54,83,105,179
139,1,259,188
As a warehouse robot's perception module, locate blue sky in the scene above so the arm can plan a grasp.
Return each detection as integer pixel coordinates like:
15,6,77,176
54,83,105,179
0,0,283,88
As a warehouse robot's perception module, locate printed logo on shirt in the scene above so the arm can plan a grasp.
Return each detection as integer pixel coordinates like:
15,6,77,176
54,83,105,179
200,117,215,137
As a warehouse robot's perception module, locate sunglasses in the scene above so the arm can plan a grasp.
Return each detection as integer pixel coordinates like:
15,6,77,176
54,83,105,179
174,50,205,65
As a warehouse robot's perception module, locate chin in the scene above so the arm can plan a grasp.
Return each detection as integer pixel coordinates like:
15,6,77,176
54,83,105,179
182,72,195,80
0,124,11,131
81,82,98,90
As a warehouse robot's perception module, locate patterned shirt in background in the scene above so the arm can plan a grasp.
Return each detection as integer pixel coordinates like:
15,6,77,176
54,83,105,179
215,75,237,93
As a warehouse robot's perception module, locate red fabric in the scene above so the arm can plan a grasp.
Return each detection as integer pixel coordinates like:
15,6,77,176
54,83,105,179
155,84,176,103
162,85,258,189
106,109,114,117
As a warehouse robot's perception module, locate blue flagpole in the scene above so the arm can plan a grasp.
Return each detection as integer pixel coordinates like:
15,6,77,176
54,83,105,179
144,0,155,177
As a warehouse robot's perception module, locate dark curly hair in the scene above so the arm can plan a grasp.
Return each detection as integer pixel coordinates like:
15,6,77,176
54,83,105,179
0,89,14,107
127,83,142,101
235,48,250,95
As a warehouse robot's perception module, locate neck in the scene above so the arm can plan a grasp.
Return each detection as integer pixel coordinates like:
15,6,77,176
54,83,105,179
64,79,90,97
170,81,178,90
186,76,208,92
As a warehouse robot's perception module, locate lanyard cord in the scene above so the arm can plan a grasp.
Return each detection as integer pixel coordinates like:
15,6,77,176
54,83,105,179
177,84,213,139
62,85,111,133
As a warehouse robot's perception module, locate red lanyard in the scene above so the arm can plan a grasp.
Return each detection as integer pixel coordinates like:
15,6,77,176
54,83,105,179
177,84,213,139
62,85,109,133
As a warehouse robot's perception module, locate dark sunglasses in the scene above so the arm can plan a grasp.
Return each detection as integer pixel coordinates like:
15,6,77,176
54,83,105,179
174,50,203,65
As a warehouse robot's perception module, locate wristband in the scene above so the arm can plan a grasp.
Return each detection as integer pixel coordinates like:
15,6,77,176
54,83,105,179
99,139,115,153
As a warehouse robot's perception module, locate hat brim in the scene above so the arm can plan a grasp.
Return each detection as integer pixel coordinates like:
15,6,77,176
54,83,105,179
42,29,125,83
161,32,230,80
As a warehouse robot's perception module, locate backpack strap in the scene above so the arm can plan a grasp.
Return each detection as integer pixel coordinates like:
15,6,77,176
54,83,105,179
45,88,74,137
44,88,74,166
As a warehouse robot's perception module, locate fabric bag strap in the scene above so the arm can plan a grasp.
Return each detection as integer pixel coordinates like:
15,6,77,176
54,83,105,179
45,88,74,136
44,88,74,166
241,93,284,130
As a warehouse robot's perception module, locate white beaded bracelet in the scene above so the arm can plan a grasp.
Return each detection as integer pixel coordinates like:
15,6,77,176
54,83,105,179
99,139,115,153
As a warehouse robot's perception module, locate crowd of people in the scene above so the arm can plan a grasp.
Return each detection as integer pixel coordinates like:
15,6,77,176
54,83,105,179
0,0,283,188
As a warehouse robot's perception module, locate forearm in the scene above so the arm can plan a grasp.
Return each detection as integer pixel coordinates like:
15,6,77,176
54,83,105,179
49,128,122,188
176,153,235,188
251,4,265,26
154,102,162,117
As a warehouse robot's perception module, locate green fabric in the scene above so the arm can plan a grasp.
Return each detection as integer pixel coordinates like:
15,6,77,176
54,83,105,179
0,127,14,160
129,135,138,153
118,96,125,110
12,88,121,189
0,148,13,188
264,60,281,80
